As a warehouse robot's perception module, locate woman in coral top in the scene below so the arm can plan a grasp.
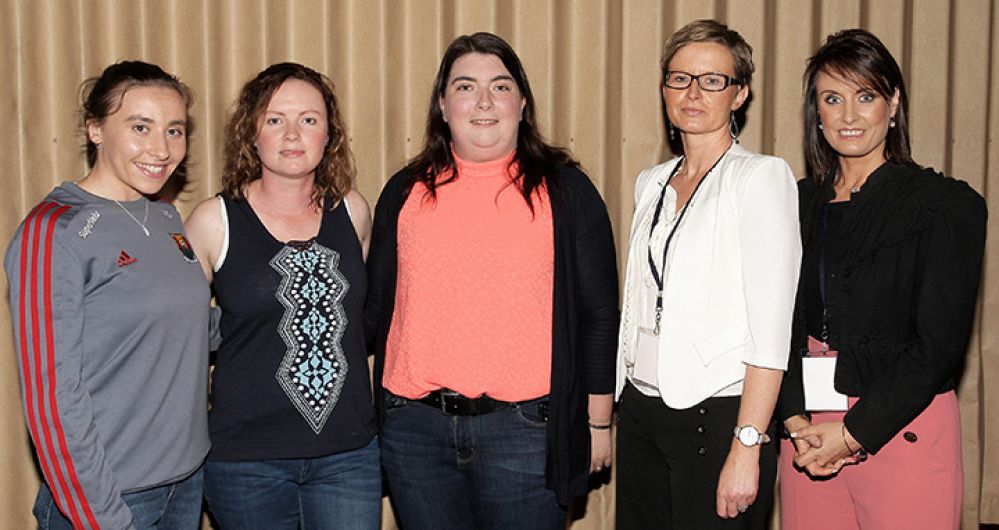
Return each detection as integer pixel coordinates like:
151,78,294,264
366,32,619,530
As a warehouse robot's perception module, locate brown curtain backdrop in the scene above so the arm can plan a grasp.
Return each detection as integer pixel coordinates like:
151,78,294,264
1,1,996,528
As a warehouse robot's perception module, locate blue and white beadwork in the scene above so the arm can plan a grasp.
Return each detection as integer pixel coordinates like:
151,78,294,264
271,242,349,434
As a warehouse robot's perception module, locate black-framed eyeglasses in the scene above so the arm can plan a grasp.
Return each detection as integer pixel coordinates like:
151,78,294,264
664,71,742,92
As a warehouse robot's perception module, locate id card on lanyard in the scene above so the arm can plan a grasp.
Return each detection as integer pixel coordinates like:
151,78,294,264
804,204,848,412
631,327,661,390
803,338,847,411
629,150,725,389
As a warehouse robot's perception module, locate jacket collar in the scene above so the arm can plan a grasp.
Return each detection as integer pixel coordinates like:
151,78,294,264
815,160,908,204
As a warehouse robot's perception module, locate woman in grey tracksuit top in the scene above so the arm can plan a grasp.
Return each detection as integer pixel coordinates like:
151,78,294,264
5,61,211,530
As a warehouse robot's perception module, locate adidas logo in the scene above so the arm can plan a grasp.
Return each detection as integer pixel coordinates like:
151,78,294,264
117,251,137,267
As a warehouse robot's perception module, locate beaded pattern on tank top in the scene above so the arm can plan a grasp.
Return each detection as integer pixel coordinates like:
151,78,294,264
270,241,349,434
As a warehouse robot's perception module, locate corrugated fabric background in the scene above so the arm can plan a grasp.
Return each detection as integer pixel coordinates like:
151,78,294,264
1,1,996,528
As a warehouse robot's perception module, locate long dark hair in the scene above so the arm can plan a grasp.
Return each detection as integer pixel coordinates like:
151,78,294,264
81,61,193,180
221,62,356,207
405,32,575,208
803,29,914,185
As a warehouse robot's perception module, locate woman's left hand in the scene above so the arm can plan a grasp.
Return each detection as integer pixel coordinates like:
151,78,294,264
716,442,759,518
587,394,614,474
589,427,612,474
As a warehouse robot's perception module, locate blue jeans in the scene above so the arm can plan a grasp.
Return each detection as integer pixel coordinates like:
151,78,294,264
203,438,381,529
380,393,565,530
34,467,204,530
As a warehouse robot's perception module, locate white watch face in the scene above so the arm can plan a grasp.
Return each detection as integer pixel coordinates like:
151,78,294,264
737,426,760,446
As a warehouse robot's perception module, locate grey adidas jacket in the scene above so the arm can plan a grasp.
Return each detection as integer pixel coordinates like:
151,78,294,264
5,183,211,530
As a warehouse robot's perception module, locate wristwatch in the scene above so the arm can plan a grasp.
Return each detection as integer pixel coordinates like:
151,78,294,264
733,425,771,447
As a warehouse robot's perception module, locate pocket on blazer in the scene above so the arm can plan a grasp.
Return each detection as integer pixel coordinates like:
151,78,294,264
693,324,750,366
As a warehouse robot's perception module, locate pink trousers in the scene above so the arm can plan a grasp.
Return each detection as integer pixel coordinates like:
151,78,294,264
779,391,963,530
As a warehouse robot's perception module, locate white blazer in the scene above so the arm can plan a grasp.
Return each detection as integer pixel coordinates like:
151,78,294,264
615,143,801,409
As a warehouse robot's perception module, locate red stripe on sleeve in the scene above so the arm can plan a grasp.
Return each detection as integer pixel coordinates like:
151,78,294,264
17,203,61,502
26,203,91,529
41,204,101,529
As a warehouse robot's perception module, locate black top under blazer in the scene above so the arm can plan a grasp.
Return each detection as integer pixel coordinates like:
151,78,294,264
364,164,620,505
776,161,987,454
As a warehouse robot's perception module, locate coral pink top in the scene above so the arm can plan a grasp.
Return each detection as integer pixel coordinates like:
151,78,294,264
383,151,555,402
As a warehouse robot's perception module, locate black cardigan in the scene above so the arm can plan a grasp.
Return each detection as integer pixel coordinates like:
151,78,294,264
776,162,987,453
364,164,620,504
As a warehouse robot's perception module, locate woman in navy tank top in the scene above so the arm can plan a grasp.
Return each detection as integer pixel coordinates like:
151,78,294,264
185,62,380,529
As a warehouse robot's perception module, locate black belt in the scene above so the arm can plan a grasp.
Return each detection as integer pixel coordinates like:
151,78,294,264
418,389,544,417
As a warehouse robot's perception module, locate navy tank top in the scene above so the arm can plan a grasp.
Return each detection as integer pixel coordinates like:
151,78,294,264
209,195,376,460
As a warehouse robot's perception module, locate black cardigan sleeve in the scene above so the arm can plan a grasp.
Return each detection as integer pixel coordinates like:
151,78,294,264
561,166,620,395
844,186,986,453
364,170,408,353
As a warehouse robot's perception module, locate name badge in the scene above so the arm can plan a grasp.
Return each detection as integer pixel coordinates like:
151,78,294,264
631,327,660,391
803,351,848,411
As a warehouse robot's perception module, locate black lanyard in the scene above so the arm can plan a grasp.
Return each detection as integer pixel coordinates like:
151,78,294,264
817,204,833,349
646,149,726,334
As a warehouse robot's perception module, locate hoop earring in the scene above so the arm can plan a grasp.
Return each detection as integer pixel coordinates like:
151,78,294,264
729,112,739,141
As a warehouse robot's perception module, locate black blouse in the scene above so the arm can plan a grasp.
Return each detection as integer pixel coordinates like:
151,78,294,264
802,200,850,340
777,162,987,454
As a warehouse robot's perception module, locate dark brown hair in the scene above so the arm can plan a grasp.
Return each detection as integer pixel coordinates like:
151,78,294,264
804,29,913,184
405,32,576,208
221,62,355,206
81,61,194,180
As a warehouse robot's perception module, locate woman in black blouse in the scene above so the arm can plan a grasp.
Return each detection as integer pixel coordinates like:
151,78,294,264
777,29,986,530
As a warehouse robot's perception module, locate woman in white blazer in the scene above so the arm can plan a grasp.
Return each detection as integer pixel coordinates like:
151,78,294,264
615,19,801,530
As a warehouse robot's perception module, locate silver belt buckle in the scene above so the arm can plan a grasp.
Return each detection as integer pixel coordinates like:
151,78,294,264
439,390,462,415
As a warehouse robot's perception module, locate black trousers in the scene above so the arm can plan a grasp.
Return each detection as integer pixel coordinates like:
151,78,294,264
616,383,777,530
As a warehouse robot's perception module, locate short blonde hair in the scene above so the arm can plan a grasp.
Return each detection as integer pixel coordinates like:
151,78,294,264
660,19,755,87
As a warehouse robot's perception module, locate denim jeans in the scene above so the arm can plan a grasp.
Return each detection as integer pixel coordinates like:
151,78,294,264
380,393,566,530
203,437,381,530
34,467,204,530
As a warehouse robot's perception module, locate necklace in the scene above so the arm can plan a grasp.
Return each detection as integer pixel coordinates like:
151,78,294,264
836,176,864,195
112,198,150,237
